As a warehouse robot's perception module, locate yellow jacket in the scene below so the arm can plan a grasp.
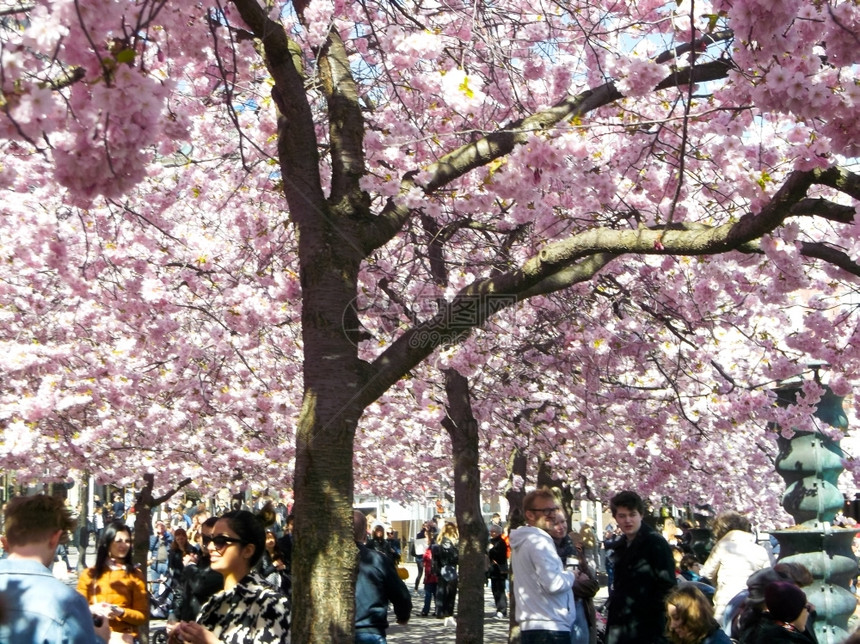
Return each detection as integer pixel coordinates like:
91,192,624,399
77,567,148,635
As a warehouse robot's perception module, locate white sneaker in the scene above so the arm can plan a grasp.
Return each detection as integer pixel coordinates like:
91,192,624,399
495,611,504,618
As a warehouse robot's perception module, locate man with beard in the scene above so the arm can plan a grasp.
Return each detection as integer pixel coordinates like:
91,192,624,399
509,487,576,644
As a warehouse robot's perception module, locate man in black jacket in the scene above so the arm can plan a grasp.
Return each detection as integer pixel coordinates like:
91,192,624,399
605,490,676,644
353,511,412,643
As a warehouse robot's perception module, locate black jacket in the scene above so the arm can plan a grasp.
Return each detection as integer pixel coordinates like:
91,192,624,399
355,543,412,635
172,559,224,621
745,614,818,644
487,535,508,578
366,536,397,562
605,522,676,644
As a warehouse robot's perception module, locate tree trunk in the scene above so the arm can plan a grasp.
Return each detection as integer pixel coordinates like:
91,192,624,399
442,368,486,644
505,447,527,530
290,235,367,642
77,476,91,571
291,404,360,643
133,477,156,644
132,474,192,644
537,459,574,519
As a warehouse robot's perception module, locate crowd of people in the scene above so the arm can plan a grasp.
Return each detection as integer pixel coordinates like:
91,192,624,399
0,494,294,643
481,488,860,644
5,489,860,643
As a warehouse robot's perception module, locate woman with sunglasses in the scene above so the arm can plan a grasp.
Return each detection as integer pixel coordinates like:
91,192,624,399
77,521,148,644
169,510,290,643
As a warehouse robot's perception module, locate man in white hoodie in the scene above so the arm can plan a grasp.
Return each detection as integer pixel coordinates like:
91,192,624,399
510,487,576,644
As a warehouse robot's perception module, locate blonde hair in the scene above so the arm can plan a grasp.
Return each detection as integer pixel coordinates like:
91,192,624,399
437,521,459,544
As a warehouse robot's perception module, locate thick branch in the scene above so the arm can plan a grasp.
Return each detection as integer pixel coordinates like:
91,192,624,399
231,0,324,222
654,30,733,64
789,197,857,223
798,242,860,277
0,3,35,17
152,477,193,507
46,67,86,91
319,30,366,206
355,167,859,408
519,253,618,299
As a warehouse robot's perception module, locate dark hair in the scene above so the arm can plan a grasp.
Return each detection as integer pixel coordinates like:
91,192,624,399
219,510,266,567
94,521,135,577
666,583,720,643
680,554,700,572
258,501,277,529
3,495,75,548
610,491,645,517
264,528,285,559
202,516,219,529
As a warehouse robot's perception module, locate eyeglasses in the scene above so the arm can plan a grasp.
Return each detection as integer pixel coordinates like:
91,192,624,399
205,535,243,551
528,507,559,516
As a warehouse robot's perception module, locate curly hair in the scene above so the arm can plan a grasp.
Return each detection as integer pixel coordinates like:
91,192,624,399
666,583,720,644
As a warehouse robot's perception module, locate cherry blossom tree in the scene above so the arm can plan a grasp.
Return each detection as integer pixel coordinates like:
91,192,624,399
2,0,860,642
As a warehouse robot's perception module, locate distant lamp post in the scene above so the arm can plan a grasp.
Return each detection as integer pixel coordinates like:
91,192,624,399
771,366,858,644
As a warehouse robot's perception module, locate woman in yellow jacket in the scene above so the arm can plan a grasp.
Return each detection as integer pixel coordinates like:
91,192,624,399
78,521,148,643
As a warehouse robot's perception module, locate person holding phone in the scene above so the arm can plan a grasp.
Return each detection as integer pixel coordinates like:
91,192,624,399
77,522,148,644
510,487,576,644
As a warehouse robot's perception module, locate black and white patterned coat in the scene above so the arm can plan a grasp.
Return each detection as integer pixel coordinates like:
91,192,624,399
197,572,290,643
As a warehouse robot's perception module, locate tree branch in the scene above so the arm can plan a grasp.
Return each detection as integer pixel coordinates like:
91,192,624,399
231,0,325,223
797,242,860,278
319,29,367,208
355,167,859,408
152,477,193,507
368,47,737,252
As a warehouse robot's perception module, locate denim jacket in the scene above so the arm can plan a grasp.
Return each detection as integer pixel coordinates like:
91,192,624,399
0,557,106,644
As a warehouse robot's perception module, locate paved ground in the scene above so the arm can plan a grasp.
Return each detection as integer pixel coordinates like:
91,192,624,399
384,583,514,644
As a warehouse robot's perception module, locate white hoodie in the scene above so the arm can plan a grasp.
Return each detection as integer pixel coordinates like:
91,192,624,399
509,524,576,632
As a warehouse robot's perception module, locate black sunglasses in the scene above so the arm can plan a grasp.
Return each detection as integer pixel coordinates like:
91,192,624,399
203,535,243,550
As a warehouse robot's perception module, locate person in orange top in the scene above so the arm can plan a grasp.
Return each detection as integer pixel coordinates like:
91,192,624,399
77,521,148,643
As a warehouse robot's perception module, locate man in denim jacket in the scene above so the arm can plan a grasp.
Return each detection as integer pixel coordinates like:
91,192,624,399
0,494,110,643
